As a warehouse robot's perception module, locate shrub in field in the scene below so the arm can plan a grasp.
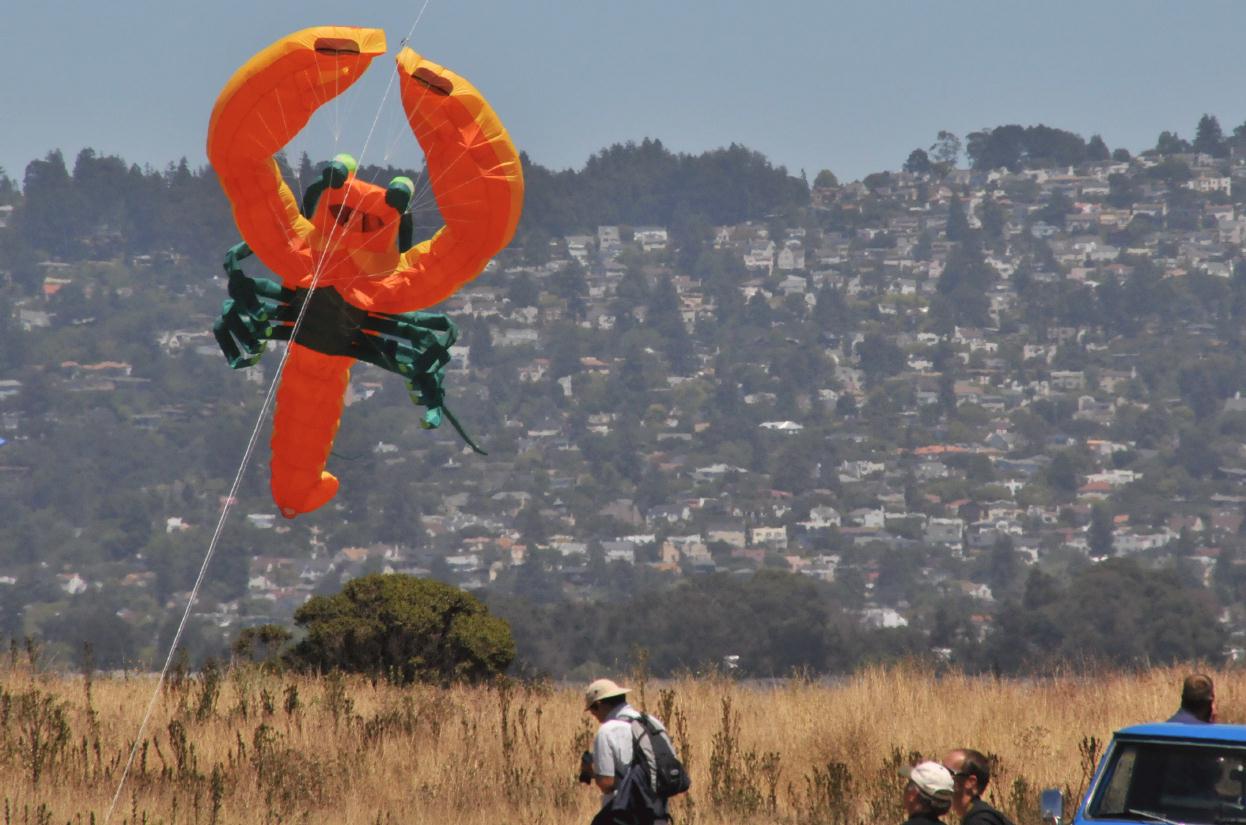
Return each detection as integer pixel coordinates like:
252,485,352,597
230,624,292,666
1,687,71,787
289,574,515,684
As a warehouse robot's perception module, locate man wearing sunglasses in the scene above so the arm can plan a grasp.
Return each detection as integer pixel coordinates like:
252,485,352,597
941,749,1017,825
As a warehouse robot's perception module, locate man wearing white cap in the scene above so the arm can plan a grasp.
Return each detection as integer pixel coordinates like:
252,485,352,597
582,677,670,825
900,760,955,825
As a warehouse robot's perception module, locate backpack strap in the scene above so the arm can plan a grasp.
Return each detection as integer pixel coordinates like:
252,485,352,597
627,713,659,792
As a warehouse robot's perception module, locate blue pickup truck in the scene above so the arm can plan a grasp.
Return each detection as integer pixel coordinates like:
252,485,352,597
1045,724,1246,825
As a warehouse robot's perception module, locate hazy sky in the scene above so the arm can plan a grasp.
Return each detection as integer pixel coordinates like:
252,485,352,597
5,1,1246,186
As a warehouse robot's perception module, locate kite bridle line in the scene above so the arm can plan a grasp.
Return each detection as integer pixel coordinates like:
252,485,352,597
102,5,435,822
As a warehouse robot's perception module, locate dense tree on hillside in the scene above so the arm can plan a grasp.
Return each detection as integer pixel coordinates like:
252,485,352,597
813,169,839,189
41,593,140,669
929,131,962,167
515,139,808,243
1174,428,1221,479
857,333,906,386
904,148,932,174
1178,358,1241,420
981,559,1224,671
966,125,1087,171
505,271,540,308
490,569,915,676
1087,134,1110,161
1155,130,1191,155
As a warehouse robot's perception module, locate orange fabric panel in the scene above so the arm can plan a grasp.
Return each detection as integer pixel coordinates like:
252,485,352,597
359,49,524,313
206,27,387,281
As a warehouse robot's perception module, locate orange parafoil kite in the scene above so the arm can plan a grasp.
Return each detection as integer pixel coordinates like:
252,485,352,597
206,26,523,518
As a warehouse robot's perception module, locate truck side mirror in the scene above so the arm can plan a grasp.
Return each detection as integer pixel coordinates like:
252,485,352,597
1041,788,1064,825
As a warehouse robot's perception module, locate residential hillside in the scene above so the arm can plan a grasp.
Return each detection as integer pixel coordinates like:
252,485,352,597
2,118,1246,676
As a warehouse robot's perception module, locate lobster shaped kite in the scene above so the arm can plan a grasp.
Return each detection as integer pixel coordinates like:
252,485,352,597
207,26,523,518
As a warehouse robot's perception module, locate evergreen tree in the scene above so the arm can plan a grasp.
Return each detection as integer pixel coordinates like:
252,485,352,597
1089,504,1115,557
946,193,971,242
16,149,76,257
1193,114,1227,158
987,535,1022,599
1155,130,1190,155
1087,134,1110,161
646,274,694,373
0,166,16,206
551,259,589,321
936,239,993,325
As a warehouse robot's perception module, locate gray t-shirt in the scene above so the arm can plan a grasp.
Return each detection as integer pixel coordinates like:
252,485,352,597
593,703,668,805
594,703,638,803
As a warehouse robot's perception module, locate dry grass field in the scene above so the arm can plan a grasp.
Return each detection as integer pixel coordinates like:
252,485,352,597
0,659,1234,825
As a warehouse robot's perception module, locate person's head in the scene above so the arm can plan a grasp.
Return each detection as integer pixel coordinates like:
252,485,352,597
901,761,954,818
1181,674,1216,722
942,749,991,817
584,678,631,723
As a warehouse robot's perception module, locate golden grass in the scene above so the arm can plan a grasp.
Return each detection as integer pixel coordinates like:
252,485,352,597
0,660,1232,824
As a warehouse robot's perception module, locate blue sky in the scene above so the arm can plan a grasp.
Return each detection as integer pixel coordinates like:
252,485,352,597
4,1,1246,186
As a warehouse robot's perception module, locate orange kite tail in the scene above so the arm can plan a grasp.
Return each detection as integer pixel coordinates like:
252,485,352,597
269,345,353,519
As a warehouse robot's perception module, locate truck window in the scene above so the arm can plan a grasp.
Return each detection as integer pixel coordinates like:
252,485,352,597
1089,742,1246,824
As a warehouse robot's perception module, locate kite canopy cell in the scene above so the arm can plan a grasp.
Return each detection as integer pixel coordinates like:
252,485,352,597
206,26,524,518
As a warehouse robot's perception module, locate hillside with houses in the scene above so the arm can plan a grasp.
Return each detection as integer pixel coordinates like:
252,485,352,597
2,119,1246,674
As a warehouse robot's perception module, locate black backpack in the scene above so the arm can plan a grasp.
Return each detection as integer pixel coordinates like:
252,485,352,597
629,713,691,799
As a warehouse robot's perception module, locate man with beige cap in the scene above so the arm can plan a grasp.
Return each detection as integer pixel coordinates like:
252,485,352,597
900,760,955,825
581,677,671,825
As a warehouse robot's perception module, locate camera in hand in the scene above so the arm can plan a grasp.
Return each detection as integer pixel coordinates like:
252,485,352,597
578,750,594,784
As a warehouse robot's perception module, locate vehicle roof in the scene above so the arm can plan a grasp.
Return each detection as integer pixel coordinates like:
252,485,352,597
1115,722,1246,743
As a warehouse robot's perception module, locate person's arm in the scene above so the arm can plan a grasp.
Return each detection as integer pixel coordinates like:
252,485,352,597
592,726,618,794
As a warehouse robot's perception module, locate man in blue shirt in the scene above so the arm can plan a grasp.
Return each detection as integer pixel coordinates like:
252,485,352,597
1168,673,1215,724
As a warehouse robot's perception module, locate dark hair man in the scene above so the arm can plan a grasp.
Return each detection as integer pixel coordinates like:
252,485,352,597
941,749,1017,825
1168,674,1216,724
900,761,955,825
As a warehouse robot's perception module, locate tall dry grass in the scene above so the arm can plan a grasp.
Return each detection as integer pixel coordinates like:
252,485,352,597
0,656,1234,825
